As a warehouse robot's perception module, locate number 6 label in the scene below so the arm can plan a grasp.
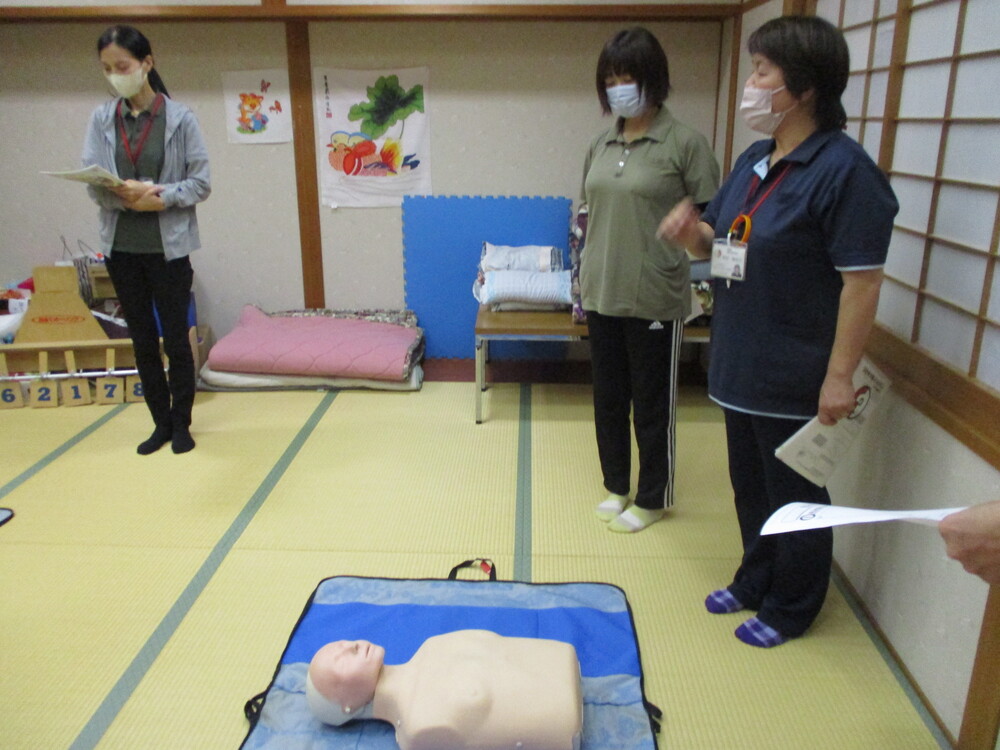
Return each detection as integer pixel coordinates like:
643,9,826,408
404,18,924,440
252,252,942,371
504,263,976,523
0,383,25,409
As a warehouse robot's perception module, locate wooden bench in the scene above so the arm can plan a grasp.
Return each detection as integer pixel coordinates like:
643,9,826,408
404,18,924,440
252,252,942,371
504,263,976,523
474,307,709,423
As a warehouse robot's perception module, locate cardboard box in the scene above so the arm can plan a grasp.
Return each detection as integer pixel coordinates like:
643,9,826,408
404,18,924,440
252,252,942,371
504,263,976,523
14,266,107,344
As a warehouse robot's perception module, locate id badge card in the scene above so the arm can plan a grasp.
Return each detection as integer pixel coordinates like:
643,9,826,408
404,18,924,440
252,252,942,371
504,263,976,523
711,238,747,282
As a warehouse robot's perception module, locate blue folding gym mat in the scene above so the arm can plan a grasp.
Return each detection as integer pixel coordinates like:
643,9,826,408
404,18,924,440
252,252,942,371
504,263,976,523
401,195,573,360
241,564,660,749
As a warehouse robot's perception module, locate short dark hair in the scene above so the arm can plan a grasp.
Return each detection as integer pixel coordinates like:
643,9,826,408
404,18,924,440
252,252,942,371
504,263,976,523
596,27,671,115
97,25,169,97
748,15,849,131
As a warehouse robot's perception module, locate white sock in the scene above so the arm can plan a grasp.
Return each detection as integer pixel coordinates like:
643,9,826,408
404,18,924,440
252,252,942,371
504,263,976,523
608,506,664,533
595,493,629,521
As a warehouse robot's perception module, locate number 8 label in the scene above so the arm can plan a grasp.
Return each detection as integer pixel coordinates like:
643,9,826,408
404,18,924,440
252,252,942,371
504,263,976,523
125,375,145,403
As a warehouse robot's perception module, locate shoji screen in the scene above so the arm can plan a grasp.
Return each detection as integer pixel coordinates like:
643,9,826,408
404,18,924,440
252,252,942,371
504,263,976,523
819,0,1000,394
815,0,898,162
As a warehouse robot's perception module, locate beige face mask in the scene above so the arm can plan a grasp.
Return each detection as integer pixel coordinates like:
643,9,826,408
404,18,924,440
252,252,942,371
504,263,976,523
106,67,147,100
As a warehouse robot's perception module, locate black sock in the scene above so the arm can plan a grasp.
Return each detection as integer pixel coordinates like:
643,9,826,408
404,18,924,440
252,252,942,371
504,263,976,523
137,426,172,455
172,427,195,454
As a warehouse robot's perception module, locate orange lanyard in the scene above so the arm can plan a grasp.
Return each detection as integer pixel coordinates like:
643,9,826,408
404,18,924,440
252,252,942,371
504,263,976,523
727,162,793,243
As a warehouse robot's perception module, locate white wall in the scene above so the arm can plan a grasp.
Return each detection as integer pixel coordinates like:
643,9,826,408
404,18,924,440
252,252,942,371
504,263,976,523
308,20,722,316
0,22,304,342
830,391,1000,738
0,20,723,340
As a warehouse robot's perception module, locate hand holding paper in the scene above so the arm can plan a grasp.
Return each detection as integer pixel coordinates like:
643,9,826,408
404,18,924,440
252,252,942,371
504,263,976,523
775,358,890,487
938,501,1000,585
761,502,967,536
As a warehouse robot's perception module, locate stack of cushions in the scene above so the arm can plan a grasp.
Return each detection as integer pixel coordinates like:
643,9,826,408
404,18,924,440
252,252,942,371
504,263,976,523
472,241,572,312
201,306,425,391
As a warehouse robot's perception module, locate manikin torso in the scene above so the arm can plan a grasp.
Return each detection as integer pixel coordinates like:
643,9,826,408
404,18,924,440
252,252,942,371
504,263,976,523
309,629,583,750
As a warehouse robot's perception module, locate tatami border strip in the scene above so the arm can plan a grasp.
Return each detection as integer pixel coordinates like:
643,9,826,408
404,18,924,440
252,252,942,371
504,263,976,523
514,383,532,583
832,568,951,749
0,404,129,501
67,392,337,750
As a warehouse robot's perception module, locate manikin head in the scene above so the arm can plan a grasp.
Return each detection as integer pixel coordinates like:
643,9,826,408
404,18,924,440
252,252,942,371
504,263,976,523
306,640,386,726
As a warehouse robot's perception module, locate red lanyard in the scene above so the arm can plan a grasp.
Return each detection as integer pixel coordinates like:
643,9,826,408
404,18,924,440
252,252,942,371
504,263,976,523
743,162,793,216
728,162,793,243
116,93,164,169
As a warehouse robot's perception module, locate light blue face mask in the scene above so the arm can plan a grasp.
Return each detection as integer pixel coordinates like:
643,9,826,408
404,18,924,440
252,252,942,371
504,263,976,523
606,83,646,119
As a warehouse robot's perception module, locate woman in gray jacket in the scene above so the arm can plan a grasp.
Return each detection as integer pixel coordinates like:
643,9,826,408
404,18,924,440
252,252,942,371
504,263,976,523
83,25,210,455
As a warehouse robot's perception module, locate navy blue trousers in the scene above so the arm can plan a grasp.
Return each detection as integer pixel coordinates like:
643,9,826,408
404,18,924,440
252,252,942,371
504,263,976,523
723,408,833,637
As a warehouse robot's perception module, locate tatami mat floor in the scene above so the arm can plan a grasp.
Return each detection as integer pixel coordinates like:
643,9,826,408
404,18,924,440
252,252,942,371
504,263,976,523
1,383,946,749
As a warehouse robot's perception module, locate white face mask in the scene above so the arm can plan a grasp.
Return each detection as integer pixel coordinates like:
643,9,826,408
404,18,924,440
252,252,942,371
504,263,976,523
740,85,793,135
106,67,147,100
606,83,646,119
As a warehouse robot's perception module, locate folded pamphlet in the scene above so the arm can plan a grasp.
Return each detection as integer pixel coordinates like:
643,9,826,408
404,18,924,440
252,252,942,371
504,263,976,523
42,165,123,188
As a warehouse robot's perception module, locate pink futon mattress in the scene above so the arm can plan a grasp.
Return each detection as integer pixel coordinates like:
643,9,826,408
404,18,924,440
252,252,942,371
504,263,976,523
207,306,423,382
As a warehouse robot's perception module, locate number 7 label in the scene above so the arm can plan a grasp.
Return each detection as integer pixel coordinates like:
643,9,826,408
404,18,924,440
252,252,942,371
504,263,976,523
95,377,125,404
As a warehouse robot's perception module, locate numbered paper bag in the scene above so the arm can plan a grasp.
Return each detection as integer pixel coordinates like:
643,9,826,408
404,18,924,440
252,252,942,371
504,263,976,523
61,378,92,407
29,379,60,408
0,382,25,409
95,377,125,404
125,375,145,403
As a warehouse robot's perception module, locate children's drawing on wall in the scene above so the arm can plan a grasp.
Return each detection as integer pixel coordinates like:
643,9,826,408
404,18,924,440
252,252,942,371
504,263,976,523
221,70,292,145
314,67,432,208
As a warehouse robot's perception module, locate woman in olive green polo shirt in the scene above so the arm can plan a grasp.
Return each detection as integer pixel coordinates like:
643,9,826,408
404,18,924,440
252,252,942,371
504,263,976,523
581,27,719,533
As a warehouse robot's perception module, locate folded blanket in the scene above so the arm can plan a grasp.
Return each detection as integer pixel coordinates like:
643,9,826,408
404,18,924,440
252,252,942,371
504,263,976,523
480,242,564,273
474,270,572,308
199,362,423,392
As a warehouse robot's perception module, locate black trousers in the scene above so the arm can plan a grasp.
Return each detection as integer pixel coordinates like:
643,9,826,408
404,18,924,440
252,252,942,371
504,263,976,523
723,408,833,637
586,311,682,510
105,252,195,431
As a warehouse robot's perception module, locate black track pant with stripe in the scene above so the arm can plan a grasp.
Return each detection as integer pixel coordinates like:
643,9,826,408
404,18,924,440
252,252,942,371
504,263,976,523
586,311,682,510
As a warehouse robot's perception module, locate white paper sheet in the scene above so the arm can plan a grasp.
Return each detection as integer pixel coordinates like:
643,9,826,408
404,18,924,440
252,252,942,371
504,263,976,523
760,501,967,535
775,357,891,487
41,165,123,188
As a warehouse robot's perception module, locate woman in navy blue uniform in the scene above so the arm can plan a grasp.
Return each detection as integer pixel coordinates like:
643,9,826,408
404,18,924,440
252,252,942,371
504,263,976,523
660,16,898,647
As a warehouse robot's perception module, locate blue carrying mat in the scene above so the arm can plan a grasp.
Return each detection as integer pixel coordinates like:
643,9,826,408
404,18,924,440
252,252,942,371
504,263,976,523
241,561,661,749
